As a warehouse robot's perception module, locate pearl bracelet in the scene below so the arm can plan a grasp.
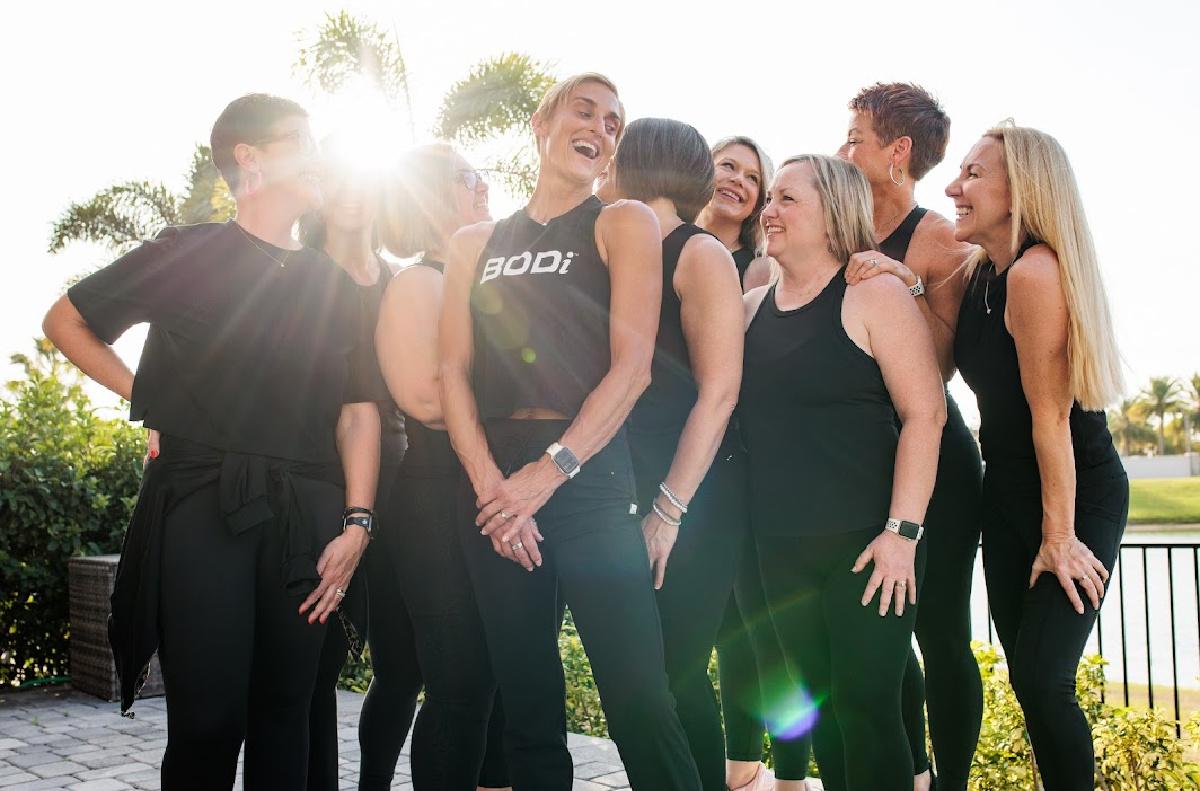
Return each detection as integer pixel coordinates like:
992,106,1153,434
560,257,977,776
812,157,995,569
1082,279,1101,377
658,481,688,514
651,501,682,527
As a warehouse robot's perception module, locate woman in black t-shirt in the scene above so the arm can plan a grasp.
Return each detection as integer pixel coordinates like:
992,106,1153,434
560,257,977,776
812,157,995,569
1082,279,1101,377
740,155,945,791
42,94,382,791
697,136,772,291
368,143,510,791
440,74,701,791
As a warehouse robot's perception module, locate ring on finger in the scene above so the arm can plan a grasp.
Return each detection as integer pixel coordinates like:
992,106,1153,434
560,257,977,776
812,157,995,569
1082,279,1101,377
868,258,878,267
511,540,524,551
335,587,346,599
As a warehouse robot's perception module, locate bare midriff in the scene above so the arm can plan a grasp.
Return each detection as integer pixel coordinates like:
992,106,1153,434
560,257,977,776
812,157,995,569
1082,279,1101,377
508,407,570,420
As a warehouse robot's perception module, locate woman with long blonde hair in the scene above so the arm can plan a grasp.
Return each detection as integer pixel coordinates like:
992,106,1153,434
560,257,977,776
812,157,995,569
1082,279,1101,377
948,124,1126,790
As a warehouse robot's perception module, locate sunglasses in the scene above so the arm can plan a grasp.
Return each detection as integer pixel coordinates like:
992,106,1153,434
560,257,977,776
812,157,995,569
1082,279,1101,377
456,169,488,192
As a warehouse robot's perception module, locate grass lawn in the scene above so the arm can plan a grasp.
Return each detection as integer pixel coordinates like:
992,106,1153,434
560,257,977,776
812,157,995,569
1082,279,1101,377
1129,478,1200,524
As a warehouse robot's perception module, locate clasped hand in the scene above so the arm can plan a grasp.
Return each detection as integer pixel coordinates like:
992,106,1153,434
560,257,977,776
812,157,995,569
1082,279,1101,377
475,461,561,571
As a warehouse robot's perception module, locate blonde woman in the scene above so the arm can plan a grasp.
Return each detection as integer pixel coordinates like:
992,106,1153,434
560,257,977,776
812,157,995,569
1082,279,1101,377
740,155,945,790
696,136,772,288
948,124,1127,790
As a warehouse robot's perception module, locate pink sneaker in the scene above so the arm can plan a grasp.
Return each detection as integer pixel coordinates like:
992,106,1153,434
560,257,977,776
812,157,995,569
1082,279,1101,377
729,763,776,791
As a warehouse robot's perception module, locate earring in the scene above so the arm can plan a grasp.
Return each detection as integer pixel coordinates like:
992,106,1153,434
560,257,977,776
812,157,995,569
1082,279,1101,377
889,163,906,187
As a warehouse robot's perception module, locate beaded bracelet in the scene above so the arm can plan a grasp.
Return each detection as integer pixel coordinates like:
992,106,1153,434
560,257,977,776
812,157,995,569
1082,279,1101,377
652,501,683,527
658,481,688,514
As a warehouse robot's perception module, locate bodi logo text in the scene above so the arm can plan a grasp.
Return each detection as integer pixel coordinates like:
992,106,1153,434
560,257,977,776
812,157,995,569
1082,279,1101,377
480,250,577,283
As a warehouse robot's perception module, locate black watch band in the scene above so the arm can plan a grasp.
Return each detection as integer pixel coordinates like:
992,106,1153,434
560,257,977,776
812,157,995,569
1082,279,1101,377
343,513,375,538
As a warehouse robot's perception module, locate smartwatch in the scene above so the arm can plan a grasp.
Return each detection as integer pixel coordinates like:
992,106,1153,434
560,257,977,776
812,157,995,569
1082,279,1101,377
343,506,376,539
884,517,924,542
546,442,581,479
909,275,925,297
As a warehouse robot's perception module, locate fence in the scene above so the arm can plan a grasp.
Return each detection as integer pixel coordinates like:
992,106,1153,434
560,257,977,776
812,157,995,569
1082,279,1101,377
967,538,1200,734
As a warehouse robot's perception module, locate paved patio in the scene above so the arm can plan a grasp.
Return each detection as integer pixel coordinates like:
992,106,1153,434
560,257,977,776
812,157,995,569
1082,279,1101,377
0,686,633,790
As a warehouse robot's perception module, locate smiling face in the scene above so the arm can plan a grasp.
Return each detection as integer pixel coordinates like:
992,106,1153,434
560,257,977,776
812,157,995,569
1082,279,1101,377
532,81,623,187
836,110,897,190
242,115,323,212
707,143,763,226
450,153,492,226
760,161,829,263
945,135,1011,246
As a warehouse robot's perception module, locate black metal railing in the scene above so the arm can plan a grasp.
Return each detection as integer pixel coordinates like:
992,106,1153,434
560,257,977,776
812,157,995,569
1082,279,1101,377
969,540,1200,734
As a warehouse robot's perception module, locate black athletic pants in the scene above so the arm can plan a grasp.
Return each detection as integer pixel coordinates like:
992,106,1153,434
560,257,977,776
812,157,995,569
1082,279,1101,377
716,534,813,781
158,478,339,790
461,420,701,791
644,450,745,791
982,457,1127,791
359,467,510,791
758,528,927,791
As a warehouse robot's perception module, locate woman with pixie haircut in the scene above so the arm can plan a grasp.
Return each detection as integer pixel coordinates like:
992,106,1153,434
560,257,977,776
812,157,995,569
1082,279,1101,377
602,117,745,791
741,155,945,791
949,124,1127,791
42,93,383,790
835,82,981,790
440,74,701,790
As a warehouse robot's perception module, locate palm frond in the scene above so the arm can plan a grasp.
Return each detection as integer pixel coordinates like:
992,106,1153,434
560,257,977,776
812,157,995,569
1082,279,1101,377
179,145,235,225
437,53,556,144
49,181,180,254
295,11,410,107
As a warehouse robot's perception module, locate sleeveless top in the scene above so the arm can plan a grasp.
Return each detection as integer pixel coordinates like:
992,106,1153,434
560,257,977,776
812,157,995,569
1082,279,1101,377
731,246,755,281
470,197,611,419
954,239,1116,470
879,206,928,262
740,270,898,535
358,261,407,469
396,258,459,477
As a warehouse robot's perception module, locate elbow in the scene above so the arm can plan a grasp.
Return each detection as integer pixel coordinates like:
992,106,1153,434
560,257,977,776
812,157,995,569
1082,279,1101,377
42,298,69,347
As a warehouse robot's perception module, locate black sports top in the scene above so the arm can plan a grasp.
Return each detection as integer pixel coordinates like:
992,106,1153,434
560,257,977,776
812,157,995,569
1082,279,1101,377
740,270,898,535
731,246,755,282
68,221,386,463
397,259,459,477
879,206,928,263
954,239,1116,469
353,259,406,469
470,196,611,419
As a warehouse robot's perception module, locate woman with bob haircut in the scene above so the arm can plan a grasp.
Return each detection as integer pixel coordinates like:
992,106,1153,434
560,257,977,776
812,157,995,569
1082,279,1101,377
948,123,1127,790
740,154,945,790
600,117,745,791
41,93,383,790
696,136,773,288
834,82,981,790
440,74,702,790
369,142,511,791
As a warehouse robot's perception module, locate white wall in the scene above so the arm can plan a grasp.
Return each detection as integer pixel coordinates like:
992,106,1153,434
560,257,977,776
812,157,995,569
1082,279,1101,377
1120,453,1199,479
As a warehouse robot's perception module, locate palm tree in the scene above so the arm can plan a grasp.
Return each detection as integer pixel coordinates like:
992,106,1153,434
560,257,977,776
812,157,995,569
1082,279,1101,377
1139,376,1185,455
1108,398,1155,456
49,11,554,261
1183,373,1200,454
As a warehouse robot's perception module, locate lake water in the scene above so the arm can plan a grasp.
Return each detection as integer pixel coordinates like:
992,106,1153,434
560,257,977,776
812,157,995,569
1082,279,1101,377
964,528,1200,701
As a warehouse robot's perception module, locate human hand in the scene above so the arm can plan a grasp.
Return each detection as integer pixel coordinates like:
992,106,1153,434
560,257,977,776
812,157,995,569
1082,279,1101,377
299,524,370,624
1030,535,1109,614
845,251,916,288
144,429,160,467
853,530,918,616
642,509,680,590
476,460,557,569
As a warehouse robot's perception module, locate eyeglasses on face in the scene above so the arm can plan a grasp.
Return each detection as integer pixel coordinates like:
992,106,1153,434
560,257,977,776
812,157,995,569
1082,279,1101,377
254,129,318,154
456,169,489,192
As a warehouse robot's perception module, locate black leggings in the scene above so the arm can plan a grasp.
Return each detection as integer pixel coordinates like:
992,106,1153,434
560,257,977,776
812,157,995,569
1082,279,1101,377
645,452,746,791
759,529,927,791
902,396,984,788
158,480,337,790
359,467,509,791
982,458,1127,791
461,420,701,791
716,533,813,781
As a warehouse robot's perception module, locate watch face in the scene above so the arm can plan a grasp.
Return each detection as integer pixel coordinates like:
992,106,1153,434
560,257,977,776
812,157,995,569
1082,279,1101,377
554,447,580,473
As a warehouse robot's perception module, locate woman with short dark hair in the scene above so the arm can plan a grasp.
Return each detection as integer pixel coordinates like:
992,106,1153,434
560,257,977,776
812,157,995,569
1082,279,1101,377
601,117,745,791
42,93,383,790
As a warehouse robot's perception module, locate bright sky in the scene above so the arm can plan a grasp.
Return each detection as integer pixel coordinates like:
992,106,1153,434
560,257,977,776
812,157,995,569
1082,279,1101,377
4,0,1197,426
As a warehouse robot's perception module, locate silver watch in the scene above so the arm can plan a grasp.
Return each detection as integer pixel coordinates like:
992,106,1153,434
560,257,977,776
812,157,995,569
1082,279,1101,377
909,275,925,297
546,442,581,479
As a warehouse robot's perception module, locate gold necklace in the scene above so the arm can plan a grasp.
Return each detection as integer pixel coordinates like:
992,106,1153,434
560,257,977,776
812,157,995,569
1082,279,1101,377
235,222,295,269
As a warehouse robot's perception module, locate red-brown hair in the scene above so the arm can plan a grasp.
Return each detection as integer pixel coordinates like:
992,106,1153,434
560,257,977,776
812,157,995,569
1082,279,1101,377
849,83,949,181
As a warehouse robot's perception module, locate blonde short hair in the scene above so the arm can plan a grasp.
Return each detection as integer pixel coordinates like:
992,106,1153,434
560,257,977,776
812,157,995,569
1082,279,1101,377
964,123,1123,409
533,73,625,140
779,154,876,265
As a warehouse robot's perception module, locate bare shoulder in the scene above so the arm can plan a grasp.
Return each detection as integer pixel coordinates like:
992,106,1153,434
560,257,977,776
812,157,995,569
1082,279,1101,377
847,270,912,308
681,232,736,270
597,198,659,231
742,255,773,291
446,220,497,269
387,263,443,302
911,210,972,280
1007,243,1061,294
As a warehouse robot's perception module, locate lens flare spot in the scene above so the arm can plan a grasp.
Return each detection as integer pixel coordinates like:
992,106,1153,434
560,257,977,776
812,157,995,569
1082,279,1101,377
521,347,537,364
760,673,821,741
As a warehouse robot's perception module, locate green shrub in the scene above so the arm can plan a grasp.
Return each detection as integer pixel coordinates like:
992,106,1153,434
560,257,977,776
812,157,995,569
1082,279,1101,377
1,340,145,686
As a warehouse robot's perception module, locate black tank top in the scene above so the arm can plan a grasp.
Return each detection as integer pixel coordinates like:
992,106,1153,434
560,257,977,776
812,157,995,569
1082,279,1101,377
397,258,459,476
471,197,611,419
879,206,927,262
731,246,755,281
740,270,898,535
954,240,1116,470
356,260,407,468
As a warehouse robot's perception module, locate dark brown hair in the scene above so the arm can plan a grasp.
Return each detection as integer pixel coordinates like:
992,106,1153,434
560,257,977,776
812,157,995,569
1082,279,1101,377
613,118,714,222
849,83,949,181
210,93,308,192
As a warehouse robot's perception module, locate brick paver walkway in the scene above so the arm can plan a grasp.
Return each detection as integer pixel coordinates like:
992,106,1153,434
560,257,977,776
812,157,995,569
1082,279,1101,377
0,686,632,790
